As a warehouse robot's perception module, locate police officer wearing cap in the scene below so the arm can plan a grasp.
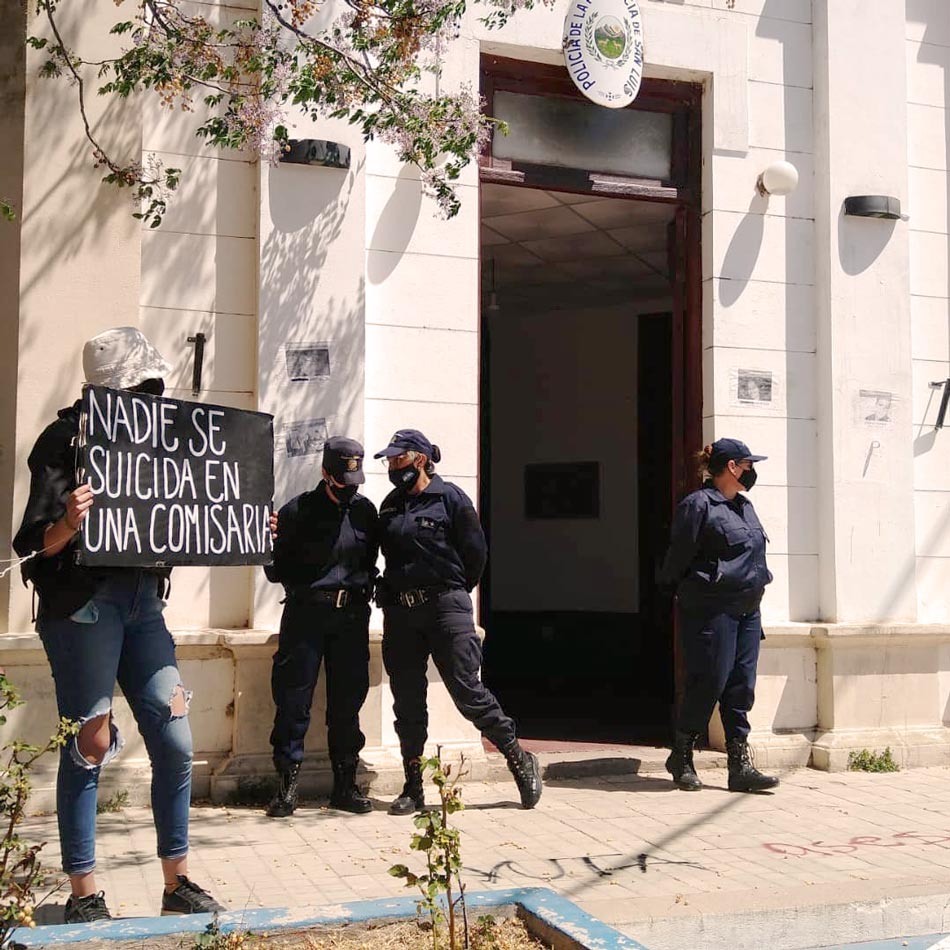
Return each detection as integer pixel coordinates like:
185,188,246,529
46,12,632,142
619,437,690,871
659,438,779,794
264,437,378,817
373,429,543,814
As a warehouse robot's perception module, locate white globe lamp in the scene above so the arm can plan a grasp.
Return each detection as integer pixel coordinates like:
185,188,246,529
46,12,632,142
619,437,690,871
757,160,799,197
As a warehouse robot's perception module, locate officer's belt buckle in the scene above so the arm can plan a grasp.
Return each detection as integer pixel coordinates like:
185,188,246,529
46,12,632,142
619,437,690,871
402,589,426,608
335,590,349,609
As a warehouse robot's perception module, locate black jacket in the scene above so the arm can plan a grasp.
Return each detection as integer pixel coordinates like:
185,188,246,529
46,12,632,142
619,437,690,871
378,475,487,594
264,482,379,599
659,483,771,613
13,402,170,621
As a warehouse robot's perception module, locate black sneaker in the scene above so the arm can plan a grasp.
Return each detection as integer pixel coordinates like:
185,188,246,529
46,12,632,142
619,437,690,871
161,875,226,916
64,891,112,923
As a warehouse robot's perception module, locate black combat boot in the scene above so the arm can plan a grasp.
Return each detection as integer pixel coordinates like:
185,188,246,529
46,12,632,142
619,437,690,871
329,757,372,814
502,739,543,809
266,762,301,817
389,757,425,815
665,731,703,791
726,737,779,792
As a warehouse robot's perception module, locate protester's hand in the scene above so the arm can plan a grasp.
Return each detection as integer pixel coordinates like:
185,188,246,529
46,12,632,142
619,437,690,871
269,511,279,540
65,484,94,531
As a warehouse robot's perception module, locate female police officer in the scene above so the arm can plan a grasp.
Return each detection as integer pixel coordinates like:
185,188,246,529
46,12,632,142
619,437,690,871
264,437,378,818
659,438,779,794
373,429,542,814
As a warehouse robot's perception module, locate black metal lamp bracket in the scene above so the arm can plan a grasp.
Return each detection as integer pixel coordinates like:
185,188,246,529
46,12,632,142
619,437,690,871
930,379,950,429
187,332,206,397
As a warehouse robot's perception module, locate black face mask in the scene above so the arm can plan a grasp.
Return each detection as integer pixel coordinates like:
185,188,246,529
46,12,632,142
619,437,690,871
331,483,358,504
738,467,757,491
128,378,165,396
389,464,421,492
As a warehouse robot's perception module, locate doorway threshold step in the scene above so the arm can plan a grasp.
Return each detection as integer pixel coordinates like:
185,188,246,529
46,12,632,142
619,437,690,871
483,742,727,783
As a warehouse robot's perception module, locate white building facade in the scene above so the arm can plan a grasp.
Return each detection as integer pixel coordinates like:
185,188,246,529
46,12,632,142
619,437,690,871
2,0,950,805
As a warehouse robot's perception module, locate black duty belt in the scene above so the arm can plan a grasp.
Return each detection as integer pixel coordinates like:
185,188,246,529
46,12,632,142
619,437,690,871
305,589,366,609
391,584,453,608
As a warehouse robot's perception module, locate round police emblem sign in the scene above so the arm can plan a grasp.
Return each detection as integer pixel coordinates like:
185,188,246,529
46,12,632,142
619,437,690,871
562,0,643,108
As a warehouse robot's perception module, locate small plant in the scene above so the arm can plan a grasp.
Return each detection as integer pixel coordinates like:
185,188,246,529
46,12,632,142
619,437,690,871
389,752,468,950
97,789,129,814
472,915,502,950
189,917,250,950
847,747,899,773
0,672,79,949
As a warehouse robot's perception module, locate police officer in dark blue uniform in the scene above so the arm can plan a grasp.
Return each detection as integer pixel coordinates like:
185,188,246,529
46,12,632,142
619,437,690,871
264,437,378,817
660,438,779,794
373,429,542,814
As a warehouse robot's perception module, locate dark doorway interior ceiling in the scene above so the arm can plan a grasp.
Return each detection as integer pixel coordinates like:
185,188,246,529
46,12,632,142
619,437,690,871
480,183,675,313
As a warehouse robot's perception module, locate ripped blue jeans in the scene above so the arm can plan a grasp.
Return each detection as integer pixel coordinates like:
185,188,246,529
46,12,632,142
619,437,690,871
37,571,192,875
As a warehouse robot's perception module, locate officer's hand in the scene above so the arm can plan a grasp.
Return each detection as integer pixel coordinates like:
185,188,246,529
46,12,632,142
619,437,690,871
65,484,94,532
269,511,279,540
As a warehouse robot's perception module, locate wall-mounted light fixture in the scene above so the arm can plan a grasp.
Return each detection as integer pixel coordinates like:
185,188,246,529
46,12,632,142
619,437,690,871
843,195,902,219
280,139,351,169
756,160,799,197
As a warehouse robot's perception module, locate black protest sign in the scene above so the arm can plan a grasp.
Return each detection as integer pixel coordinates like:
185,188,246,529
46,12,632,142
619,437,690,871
78,385,275,567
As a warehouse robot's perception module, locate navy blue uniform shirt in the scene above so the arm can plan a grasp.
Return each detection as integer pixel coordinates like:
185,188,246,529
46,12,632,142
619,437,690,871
660,483,772,613
378,474,487,593
265,482,379,597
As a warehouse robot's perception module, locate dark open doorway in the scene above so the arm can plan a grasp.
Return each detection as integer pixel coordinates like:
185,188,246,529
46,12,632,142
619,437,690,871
477,58,702,746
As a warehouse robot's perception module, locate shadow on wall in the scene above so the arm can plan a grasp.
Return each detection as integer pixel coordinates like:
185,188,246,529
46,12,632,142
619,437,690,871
366,164,423,285
18,90,142,434
254,153,369,629
914,385,939,457
717,194,768,308
836,205,896,276
11,15,143,631
259,159,366,502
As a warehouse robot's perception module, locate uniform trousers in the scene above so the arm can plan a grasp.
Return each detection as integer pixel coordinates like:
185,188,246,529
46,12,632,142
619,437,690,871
382,589,516,760
270,599,370,771
677,605,762,741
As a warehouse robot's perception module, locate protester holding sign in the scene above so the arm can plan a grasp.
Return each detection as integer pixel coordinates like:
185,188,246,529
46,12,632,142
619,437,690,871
12,327,225,924
263,437,378,818
374,429,542,814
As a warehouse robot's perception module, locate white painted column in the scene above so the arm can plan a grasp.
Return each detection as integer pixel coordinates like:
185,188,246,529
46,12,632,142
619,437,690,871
813,0,916,624
6,0,143,633
360,29,486,762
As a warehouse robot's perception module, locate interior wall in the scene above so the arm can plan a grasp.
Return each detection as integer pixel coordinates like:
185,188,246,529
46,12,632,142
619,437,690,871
488,301,668,614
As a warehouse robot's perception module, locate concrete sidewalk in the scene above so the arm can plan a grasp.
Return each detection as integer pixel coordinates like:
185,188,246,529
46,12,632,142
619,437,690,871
20,761,950,950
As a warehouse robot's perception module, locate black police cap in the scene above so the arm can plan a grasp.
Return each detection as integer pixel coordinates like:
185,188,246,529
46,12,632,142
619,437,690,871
323,436,365,485
709,437,767,468
373,429,442,463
